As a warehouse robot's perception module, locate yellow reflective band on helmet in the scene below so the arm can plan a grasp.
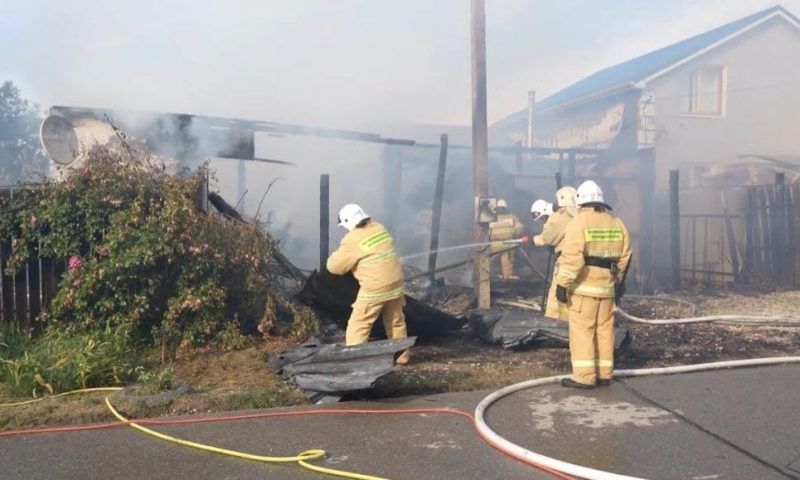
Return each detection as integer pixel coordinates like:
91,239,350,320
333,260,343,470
572,360,597,368
359,249,397,266
359,229,391,252
571,284,615,297
357,285,405,302
584,228,623,242
598,359,614,367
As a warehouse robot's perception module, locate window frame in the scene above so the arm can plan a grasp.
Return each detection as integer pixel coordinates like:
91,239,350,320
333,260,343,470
686,66,728,117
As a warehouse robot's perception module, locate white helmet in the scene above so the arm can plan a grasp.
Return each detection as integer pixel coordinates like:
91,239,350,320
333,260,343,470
556,186,577,208
338,203,370,231
575,180,609,208
496,198,508,209
530,199,553,221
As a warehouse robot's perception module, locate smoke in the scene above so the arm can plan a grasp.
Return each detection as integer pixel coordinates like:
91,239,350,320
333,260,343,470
5,0,800,278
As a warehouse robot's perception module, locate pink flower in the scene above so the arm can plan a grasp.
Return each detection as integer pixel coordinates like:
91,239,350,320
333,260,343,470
66,183,76,192
98,246,110,257
30,216,37,227
68,256,82,270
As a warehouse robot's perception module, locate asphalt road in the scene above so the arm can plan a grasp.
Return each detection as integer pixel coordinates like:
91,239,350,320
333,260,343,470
2,364,799,480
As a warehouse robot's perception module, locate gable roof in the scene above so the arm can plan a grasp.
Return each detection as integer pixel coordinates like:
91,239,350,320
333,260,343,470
496,5,800,125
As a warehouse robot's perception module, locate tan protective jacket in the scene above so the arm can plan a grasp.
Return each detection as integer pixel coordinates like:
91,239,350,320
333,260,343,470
489,212,524,253
533,207,576,253
326,221,404,303
556,207,632,298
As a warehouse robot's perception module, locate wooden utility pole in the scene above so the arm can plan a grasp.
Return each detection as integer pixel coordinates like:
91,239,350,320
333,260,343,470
319,174,330,271
427,134,449,284
471,0,491,309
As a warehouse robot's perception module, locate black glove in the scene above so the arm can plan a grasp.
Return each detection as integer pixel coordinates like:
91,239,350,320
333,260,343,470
556,285,569,303
615,282,626,303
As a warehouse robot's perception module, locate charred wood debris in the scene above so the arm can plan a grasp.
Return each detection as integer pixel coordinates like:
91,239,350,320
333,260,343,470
208,193,632,403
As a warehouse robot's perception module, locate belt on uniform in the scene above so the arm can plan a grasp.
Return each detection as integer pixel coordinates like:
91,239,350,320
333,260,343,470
584,256,615,269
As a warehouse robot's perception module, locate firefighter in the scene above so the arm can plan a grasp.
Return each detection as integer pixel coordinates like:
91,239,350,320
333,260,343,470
326,203,409,365
555,181,632,388
488,199,525,279
531,187,577,321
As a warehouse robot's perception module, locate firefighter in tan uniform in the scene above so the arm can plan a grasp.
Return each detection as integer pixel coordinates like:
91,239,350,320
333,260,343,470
555,181,632,388
530,187,578,321
488,199,525,279
327,203,409,364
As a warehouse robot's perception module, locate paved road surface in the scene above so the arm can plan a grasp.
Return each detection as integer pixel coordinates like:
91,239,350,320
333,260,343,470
2,364,798,479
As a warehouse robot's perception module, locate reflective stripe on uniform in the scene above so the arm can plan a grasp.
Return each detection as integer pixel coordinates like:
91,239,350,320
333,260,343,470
359,229,391,252
357,285,405,302
585,249,622,259
584,227,623,242
359,249,397,266
598,359,614,367
572,360,597,368
571,284,615,297
558,269,578,280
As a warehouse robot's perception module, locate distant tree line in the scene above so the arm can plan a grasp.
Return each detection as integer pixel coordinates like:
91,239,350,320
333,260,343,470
0,81,45,185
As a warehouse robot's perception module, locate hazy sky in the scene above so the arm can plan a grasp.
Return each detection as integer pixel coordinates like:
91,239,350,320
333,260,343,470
1,0,798,131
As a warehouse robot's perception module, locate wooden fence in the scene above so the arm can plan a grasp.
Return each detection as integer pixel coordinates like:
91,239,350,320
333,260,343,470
0,187,65,328
741,176,799,286
664,172,800,288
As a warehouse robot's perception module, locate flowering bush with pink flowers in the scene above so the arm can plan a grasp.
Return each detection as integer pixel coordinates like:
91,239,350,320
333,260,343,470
0,145,316,357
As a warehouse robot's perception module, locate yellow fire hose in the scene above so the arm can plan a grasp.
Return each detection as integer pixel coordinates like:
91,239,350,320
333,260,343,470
1,388,391,480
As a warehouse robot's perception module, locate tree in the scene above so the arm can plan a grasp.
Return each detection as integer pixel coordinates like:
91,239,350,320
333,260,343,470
0,81,44,184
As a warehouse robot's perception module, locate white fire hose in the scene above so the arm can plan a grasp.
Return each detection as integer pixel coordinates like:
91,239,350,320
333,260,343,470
474,357,800,480
616,295,800,326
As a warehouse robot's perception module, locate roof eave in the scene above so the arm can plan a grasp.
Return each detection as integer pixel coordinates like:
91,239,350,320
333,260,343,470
641,9,800,84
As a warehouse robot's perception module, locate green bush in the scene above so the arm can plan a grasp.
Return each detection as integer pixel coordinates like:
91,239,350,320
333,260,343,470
0,326,135,397
0,144,317,352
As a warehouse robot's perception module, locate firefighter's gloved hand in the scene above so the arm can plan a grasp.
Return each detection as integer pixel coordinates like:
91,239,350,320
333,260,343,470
556,285,569,303
615,282,626,303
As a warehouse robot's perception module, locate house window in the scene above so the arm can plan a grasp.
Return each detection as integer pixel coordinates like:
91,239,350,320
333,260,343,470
688,67,726,116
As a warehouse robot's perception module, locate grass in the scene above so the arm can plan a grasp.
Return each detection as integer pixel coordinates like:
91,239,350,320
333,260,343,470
0,339,307,431
0,325,136,398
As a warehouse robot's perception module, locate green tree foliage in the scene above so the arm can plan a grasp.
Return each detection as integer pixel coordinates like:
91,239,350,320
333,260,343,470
0,81,44,184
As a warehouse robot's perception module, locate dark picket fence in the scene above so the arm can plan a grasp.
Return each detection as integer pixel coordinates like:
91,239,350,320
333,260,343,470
0,186,65,329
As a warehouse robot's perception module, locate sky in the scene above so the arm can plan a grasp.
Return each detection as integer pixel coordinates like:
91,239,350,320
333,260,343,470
1,0,798,132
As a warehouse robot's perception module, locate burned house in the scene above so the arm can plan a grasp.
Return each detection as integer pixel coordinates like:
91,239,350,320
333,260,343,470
493,5,800,287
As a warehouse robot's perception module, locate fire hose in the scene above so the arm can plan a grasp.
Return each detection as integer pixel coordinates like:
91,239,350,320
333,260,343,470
616,294,800,326
0,389,575,480
474,356,800,480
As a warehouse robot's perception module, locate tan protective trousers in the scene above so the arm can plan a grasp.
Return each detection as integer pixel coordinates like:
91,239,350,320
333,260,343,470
567,294,615,385
346,296,410,364
496,250,516,278
544,265,568,321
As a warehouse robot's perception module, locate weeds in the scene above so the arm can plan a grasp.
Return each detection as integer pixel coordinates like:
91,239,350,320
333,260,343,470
0,326,135,397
